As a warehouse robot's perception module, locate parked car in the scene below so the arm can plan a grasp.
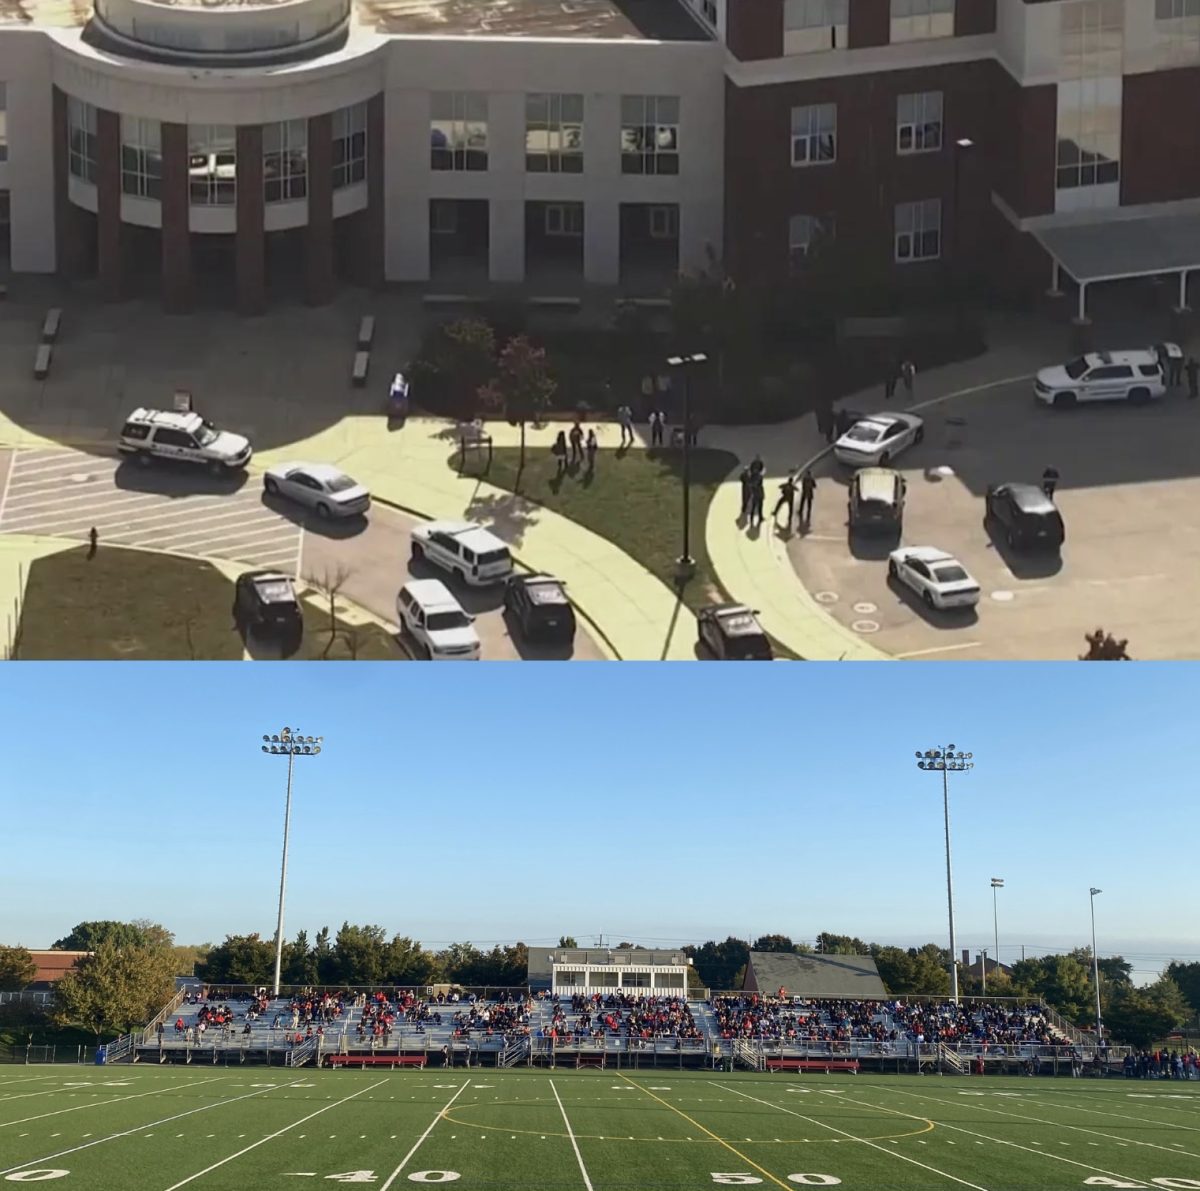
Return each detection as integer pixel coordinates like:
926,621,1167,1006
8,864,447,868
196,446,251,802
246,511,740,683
396,579,480,660
232,571,303,642
1033,348,1168,408
410,521,513,586
263,462,370,519
697,604,773,660
888,546,981,610
833,413,924,468
848,467,906,536
985,482,1065,551
118,408,252,474
503,573,576,646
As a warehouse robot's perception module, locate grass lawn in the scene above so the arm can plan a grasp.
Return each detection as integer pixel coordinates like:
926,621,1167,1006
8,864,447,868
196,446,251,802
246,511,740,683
15,546,401,661
2,1064,1198,1190
456,446,738,612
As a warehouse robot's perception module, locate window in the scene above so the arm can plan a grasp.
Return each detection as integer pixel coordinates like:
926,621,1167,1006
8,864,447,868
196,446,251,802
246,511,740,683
621,95,680,175
649,205,678,239
526,94,583,173
430,93,488,172
1154,0,1200,65
701,0,717,22
1055,76,1120,191
557,971,584,985
332,103,367,189
188,125,236,205
67,97,98,184
431,200,457,235
790,103,836,166
890,0,955,43
0,83,7,164
264,119,307,203
544,203,583,237
788,213,832,272
120,117,162,200
1060,0,1123,79
783,0,848,53
895,198,941,262
897,91,943,154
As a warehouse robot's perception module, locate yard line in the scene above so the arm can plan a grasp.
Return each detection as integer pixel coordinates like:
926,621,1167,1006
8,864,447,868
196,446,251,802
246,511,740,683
715,1084,990,1191
549,1080,595,1191
0,1087,86,1107
0,1077,230,1133
378,1080,472,1191
160,1078,387,1190
0,1078,291,1178
1024,1089,1200,1134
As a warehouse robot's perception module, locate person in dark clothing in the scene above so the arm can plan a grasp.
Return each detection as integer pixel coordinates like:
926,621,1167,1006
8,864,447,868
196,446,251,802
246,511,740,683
585,428,598,475
88,526,99,559
798,469,816,524
1042,466,1060,501
816,403,835,443
1169,349,1183,387
749,475,765,528
568,421,584,465
1186,355,1199,399
649,410,665,447
552,431,568,475
773,474,797,526
884,369,897,401
738,468,753,519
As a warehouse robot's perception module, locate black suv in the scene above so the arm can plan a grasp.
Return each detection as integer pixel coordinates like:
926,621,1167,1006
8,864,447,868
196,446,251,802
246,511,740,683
985,482,1065,551
503,573,576,645
233,571,304,643
697,604,773,660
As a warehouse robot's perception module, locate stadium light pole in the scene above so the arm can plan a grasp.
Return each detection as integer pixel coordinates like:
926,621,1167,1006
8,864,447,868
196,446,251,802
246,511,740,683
1089,887,1103,1042
991,877,1004,977
261,728,323,997
915,746,974,1004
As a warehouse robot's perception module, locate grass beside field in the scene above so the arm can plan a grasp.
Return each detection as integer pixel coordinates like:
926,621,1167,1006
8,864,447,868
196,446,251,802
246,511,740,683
454,445,739,613
2,1064,1198,1190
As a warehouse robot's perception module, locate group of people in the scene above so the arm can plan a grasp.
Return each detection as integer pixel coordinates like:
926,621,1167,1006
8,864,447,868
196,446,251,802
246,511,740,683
1156,345,1200,398
1123,1048,1199,1079
551,422,600,476
540,993,702,1046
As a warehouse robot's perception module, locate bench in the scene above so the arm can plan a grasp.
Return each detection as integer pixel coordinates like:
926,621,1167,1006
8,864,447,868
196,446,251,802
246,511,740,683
352,351,370,387
527,295,581,311
34,344,52,379
42,307,62,343
765,1058,859,1074
357,315,375,350
422,293,485,307
617,296,670,309
326,1054,426,1070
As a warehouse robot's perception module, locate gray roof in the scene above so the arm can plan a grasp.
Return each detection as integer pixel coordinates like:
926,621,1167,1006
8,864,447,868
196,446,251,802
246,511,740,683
527,946,688,988
1033,213,1200,283
744,952,887,999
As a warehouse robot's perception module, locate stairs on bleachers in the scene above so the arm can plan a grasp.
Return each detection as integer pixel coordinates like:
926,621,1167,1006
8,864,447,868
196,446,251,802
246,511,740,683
734,1038,765,1071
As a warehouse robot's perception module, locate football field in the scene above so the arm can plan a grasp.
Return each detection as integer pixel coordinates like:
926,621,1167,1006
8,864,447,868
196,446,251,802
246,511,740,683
1,1066,1199,1191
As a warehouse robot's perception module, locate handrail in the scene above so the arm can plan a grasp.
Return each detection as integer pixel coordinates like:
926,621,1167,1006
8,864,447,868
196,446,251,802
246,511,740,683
142,988,189,1044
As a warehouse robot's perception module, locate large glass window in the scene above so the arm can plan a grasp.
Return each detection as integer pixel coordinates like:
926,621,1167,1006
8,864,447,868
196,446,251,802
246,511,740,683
790,103,837,166
67,97,98,184
897,91,943,154
783,0,848,53
788,213,832,273
332,103,367,189
1055,77,1121,192
430,93,488,172
0,83,7,164
890,0,955,43
1155,0,1200,63
188,125,236,205
120,117,161,200
526,93,584,174
264,119,307,203
620,95,680,176
1060,0,1123,79
895,199,941,262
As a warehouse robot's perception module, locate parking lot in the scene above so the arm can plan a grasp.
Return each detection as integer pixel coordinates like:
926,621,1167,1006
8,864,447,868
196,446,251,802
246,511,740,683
787,381,1200,660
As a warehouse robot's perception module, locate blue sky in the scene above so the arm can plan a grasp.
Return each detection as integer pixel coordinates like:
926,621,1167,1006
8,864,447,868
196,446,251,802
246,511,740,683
2,663,1192,982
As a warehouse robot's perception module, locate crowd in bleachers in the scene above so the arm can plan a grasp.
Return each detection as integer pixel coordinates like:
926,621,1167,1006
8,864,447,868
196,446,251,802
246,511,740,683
538,994,703,1046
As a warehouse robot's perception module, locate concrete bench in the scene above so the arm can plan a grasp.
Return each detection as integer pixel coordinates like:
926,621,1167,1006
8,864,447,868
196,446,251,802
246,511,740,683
422,294,485,308
357,315,375,350
527,296,582,311
42,308,62,343
766,1058,859,1074
352,351,370,387
617,297,671,309
34,344,52,380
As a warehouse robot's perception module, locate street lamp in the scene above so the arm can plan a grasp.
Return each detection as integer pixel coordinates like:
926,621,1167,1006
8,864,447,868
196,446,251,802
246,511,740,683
1089,887,1103,1041
952,137,975,273
915,746,975,1003
991,877,1004,979
666,352,708,574
261,727,324,997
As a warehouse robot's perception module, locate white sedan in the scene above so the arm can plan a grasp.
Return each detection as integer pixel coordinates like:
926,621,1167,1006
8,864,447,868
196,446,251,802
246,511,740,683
263,463,371,519
888,546,981,610
833,413,924,467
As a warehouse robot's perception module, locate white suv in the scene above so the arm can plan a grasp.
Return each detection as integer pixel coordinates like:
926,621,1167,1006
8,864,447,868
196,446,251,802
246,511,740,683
1034,349,1168,408
410,521,513,586
396,579,480,660
118,409,253,473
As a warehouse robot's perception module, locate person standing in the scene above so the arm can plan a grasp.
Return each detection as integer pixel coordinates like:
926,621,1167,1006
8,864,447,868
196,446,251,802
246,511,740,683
1186,355,1199,399
1169,347,1183,388
884,367,898,402
585,428,598,474
617,404,634,447
798,468,817,525
569,421,584,466
1042,465,1060,500
552,431,568,475
738,467,752,519
900,359,916,399
749,473,766,528
773,473,797,527
649,409,664,447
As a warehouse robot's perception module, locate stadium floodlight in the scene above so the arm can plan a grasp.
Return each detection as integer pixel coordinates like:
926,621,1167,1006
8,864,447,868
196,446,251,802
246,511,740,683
260,726,324,997
914,745,975,1004
990,877,1004,983
1089,888,1103,1042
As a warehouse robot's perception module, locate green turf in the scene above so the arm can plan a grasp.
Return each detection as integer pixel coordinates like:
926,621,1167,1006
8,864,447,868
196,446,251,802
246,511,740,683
453,446,739,613
3,1064,1199,1191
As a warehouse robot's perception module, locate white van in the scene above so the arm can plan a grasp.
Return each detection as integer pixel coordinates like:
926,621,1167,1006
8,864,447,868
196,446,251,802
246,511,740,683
410,521,514,586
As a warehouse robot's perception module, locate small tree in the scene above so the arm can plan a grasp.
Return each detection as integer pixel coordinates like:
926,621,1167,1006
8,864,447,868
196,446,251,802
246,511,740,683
1081,628,1130,660
0,946,37,992
54,942,176,1039
486,336,557,477
436,319,497,422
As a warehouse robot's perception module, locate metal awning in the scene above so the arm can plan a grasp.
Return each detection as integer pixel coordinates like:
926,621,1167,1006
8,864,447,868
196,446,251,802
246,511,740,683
1032,212,1200,284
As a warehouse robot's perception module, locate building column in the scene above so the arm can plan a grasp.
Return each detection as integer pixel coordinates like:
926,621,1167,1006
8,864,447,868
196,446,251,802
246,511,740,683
489,199,524,282
236,124,266,316
351,94,385,288
52,86,90,279
305,113,335,305
160,122,193,313
96,109,123,301
583,200,619,285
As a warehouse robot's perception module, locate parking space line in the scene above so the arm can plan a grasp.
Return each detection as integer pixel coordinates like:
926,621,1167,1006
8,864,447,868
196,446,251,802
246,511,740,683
3,497,261,536
174,527,299,556
1,489,156,517
122,509,286,547
0,452,16,524
893,641,983,658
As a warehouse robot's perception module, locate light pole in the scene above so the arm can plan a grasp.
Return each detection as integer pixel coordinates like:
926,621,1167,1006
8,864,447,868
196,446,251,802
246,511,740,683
261,727,324,997
915,746,975,1003
981,948,987,995
1089,887,1103,1041
991,877,1004,978
666,352,708,574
